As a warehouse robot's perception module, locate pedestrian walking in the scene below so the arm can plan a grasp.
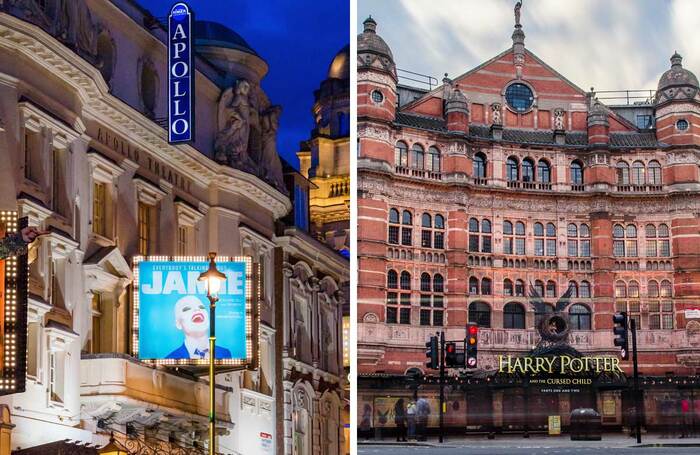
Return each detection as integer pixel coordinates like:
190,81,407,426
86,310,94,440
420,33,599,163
406,399,417,440
681,398,691,438
416,397,431,441
394,398,407,441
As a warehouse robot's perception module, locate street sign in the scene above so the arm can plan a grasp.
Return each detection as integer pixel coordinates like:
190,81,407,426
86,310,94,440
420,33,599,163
168,2,195,143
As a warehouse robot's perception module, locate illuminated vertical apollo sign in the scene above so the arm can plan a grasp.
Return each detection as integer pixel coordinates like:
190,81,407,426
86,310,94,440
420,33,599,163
168,2,194,143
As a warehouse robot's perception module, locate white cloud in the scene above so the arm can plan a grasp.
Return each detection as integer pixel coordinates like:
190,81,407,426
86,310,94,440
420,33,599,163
358,0,696,93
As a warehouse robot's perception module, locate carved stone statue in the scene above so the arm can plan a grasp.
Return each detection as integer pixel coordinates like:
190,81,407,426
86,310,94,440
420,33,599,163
57,0,97,58
491,103,502,125
215,80,256,171
514,1,522,27
553,108,565,130
260,105,285,191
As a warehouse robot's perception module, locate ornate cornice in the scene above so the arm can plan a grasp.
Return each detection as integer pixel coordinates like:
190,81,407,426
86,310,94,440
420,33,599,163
0,14,290,219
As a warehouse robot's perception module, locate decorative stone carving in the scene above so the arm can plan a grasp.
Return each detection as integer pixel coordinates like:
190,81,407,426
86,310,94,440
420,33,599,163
215,79,286,193
491,103,502,125
359,125,390,142
553,108,565,130
363,312,379,323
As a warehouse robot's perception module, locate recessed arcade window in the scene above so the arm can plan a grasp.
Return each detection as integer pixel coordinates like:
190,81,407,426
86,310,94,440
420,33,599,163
505,83,534,112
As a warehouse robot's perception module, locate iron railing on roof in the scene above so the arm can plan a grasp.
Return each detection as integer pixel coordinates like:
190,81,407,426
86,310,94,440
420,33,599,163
595,89,656,106
397,68,438,91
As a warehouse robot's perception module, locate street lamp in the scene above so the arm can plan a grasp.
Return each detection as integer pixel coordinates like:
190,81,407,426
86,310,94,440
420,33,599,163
198,252,227,455
98,433,128,455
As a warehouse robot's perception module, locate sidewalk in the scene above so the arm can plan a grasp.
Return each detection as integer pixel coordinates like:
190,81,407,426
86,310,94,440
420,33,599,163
359,433,700,448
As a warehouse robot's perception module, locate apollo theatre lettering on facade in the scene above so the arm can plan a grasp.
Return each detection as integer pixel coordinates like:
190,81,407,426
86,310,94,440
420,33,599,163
357,5,700,437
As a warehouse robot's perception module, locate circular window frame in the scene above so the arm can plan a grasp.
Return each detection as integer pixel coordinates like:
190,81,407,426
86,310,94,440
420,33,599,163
371,89,384,104
676,118,689,131
503,81,536,114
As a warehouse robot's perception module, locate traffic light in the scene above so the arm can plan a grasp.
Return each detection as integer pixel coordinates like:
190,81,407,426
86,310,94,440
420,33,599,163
466,323,478,368
425,335,439,369
445,341,465,368
613,312,629,360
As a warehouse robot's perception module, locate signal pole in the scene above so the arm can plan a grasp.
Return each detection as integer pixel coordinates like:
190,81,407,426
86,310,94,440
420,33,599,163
631,318,642,444
439,331,445,443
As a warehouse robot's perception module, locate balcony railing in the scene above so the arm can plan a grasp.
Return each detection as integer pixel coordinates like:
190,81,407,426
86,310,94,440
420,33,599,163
394,166,442,180
571,184,585,192
616,184,663,192
473,177,488,186
329,180,349,197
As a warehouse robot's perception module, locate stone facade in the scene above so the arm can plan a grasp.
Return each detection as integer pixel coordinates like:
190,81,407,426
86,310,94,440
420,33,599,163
0,1,345,454
357,13,700,434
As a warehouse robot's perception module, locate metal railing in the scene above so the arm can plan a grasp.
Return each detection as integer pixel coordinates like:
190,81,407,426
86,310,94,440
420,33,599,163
397,68,439,91
595,89,656,106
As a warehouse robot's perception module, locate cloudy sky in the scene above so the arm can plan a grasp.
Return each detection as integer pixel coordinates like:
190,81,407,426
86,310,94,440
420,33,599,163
358,0,700,93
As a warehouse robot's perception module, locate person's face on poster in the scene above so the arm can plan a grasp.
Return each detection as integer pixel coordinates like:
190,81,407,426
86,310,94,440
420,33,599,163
174,295,209,338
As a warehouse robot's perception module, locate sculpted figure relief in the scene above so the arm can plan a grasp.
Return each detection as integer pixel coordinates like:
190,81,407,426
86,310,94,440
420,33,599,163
215,79,288,193
215,80,256,171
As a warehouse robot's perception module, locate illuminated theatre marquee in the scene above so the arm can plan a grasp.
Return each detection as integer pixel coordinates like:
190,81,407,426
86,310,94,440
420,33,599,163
498,354,623,375
132,256,258,369
0,212,28,396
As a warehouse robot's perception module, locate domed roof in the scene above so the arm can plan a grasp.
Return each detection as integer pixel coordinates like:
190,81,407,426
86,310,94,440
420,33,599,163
327,44,349,80
194,21,259,57
358,16,393,61
657,52,699,94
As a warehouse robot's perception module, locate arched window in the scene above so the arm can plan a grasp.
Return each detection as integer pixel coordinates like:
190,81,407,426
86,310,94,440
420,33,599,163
534,222,544,236
506,157,519,181
648,160,662,185
631,161,645,185
522,158,535,182
420,273,431,292
400,271,411,290
411,144,425,169
658,224,669,237
504,303,525,329
546,223,557,237
515,279,525,297
628,280,640,298
387,270,398,288
388,209,400,244
546,280,556,298
660,280,672,297
397,210,412,246
504,221,513,235
482,219,492,233
617,161,630,185
615,280,627,298
538,159,551,183
580,224,590,237
504,279,514,296
97,32,116,84
534,280,545,296
535,302,555,322
469,218,479,232
435,215,445,229
626,224,637,238
570,160,584,185
481,278,492,295
613,224,625,238
474,152,487,178
468,302,491,328
427,146,441,173
433,274,444,293
421,213,432,228
645,224,657,238
570,304,592,330
469,277,479,294
568,281,578,298
648,280,659,298
402,210,412,225
395,141,408,167
580,281,591,298
567,223,578,237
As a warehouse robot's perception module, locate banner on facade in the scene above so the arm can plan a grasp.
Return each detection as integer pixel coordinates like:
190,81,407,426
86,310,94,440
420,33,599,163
0,212,28,396
133,256,256,367
168,2,194,143
548,415,561,435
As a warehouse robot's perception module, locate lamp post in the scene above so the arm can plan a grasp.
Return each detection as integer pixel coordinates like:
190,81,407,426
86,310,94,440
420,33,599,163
199,252,227,455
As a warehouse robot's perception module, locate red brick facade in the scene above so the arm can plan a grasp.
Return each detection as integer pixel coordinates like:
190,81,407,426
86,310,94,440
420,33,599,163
357,15,700,434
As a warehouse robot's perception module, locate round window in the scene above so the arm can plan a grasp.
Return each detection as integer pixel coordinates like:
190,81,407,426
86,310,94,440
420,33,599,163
676,119,689,131
371,90,384,104
505,83,534,112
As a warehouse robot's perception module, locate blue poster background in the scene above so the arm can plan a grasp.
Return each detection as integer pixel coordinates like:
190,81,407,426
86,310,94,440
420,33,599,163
138,261,247,360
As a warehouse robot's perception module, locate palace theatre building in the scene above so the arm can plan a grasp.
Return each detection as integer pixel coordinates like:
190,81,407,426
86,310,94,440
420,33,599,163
357,14,700,436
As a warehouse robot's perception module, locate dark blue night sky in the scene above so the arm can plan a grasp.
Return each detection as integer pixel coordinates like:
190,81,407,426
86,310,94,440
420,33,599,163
139,0,349,168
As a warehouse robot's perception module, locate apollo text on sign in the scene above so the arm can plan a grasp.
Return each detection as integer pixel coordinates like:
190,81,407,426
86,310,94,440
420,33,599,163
168,2,194,143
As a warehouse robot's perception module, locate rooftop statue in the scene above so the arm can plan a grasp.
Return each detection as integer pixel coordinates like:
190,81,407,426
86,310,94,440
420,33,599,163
514,1,522,27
